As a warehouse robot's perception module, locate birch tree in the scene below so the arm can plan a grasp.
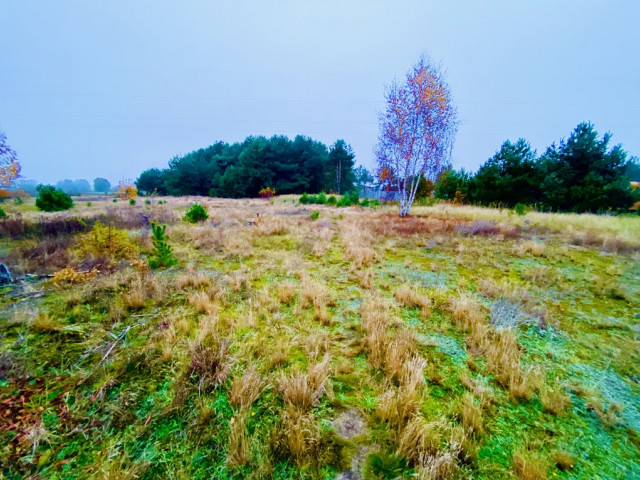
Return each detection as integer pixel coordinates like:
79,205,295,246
375,56,458,217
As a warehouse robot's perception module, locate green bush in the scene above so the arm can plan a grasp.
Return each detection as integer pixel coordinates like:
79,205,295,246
359,198,370,207
183,203,209,223
129,198,136,205
512,203,527,216
145,199,151,205
346,190,360,205
35,185,74,212
148,222,178,269
112,198,117,203
0,207,6,218
299,193,310,205
316,192,327,205
310,211,320,220
337,195,352,207
13,196,23,205
327,195,337,205
86,202,92,207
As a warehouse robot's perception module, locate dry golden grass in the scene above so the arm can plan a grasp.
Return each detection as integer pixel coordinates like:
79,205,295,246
230,364,265,409
224,234,253,258
375,388,420,427
517,240,546,257
189,332,233,390
415,453,458,480
189,224,226,253
359,295,392,333
275,405,321,465
277,281,297,304
383,330,416,382
512,451,548,480
459,393,484,435
303,330,331,359
449,294,485,331
339,217,377,269
414,202,640,248
176,270,212,290
188,291,217,314
394,283,432,318
400,355,427,394
540,386,571,415
551,450,575,471
356,268,375,289
277,354,331,411
268,337,291,368
398,415,442,466
227,411,251,467
122,276,147,310
30,312,61,333
229,268,250,293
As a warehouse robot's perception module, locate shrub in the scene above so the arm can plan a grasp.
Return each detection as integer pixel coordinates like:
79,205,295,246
316,191,327,204
148,222,178,269
184,203,209,223
310,211,320,221
258,187,276,199
112,198,117,203
129,198,136,205
35,185,74,212
118,181,138,200
144,199,151,205
327,195,337,205
76,221,137,260
512,203,527,216
51,267,98,284
337,195,352,207
299,193,310,205
0,207,5,218
14,196,23,205
86,202,92,207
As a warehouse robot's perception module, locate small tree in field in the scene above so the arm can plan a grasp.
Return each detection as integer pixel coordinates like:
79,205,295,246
0,131,21,197
118,180,138,200
376,56,458,216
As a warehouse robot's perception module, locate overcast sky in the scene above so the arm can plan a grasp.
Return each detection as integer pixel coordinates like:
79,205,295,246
1,1,639,185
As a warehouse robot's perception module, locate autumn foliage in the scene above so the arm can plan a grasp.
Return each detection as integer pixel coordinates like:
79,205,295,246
0,131,21,197
259,187,276,199
376,56,457,216
118,180,138,200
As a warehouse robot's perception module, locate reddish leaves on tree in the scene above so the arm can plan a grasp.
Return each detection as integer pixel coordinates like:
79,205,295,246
375,56,457,216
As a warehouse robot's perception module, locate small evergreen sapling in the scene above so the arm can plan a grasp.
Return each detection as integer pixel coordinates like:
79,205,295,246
148,222,178,269
183,203,209,223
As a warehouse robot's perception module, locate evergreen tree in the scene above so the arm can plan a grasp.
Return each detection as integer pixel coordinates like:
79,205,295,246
539,122,637,212
327,140,356,194
473,139,541,206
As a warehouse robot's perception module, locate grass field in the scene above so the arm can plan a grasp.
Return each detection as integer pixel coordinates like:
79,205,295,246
1,196,639,479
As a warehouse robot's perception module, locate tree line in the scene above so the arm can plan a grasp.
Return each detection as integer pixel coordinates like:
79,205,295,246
136,135,357,197
433,122,640,213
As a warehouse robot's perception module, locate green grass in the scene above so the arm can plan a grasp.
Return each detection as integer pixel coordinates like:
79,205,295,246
0,198,639,479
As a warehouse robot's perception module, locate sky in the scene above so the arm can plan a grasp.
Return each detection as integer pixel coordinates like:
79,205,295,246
1,1,639,185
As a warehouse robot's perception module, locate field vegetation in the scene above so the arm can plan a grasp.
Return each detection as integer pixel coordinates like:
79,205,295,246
0,195,639,479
